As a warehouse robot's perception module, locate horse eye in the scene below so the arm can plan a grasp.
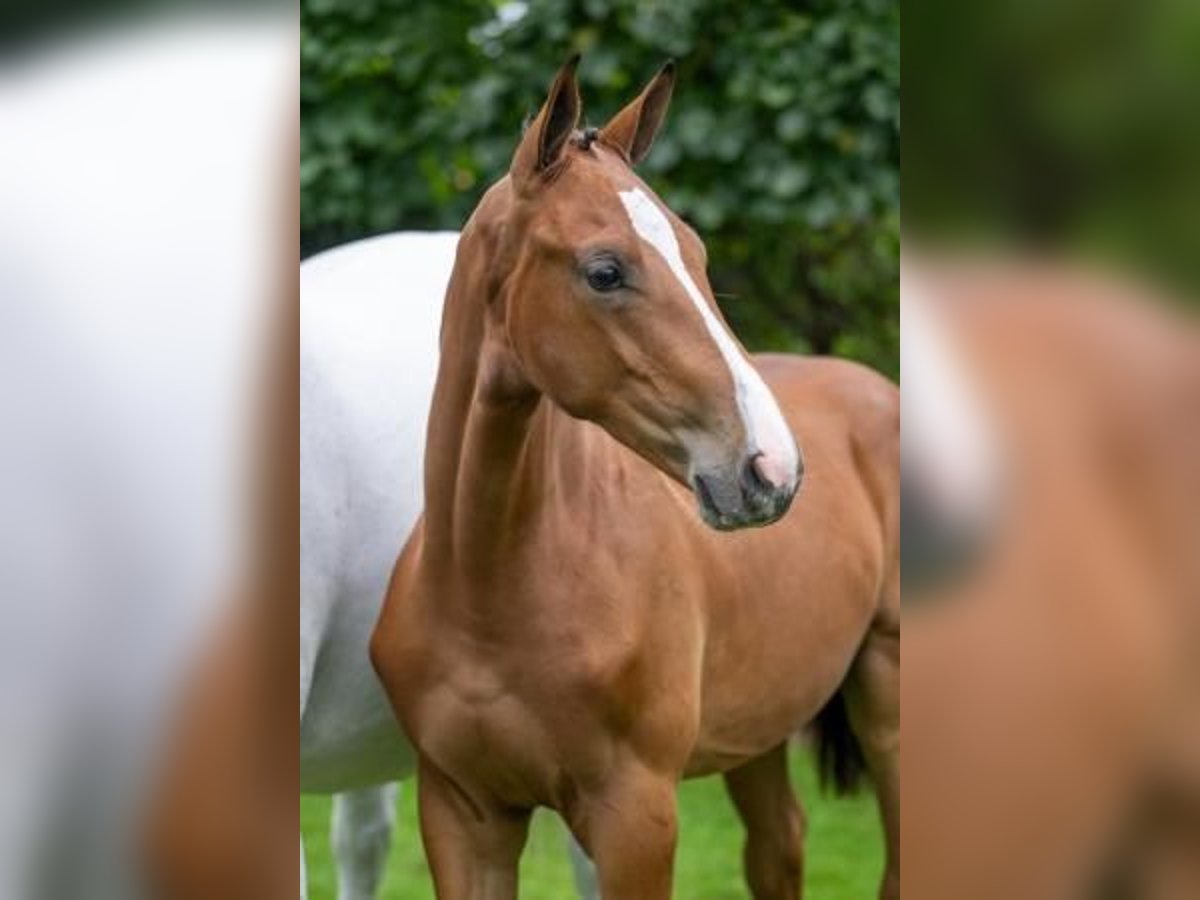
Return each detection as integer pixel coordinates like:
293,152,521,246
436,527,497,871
585,260,624,292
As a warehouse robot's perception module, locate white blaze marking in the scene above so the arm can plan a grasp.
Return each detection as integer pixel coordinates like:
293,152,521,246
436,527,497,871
618,187,798,481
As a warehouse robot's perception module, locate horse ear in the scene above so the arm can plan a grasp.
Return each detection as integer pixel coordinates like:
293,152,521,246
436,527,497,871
511,55,582,191
599,60,676,166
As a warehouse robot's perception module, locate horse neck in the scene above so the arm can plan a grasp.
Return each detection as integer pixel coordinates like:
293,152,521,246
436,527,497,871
421,201,555,581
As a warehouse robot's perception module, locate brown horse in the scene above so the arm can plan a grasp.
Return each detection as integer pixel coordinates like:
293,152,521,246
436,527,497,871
372,58,900,899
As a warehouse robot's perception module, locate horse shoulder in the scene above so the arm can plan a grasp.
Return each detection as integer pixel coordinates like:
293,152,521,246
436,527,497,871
369,520,432,703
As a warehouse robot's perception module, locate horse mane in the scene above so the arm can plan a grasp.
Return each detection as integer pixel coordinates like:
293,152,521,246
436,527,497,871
574,126,600,150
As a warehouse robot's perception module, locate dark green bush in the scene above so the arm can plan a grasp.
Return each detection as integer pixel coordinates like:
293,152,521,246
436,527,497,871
302,0,899,376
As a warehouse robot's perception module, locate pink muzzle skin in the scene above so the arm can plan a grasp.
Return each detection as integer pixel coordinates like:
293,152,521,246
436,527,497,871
753,449,798,494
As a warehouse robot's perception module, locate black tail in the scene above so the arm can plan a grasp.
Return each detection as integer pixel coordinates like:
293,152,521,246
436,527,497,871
813,691,868,795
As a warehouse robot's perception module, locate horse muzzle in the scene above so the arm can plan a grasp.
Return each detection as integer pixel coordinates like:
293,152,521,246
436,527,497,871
691,449,802,531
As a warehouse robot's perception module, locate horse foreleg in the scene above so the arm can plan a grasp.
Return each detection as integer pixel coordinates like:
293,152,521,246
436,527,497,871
724,742,805,899
332,783,398,900
417,757,529,900
571,761,678,900
844,614,901,900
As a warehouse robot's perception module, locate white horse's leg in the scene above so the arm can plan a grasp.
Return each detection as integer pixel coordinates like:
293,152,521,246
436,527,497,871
568,833,600,900
300,609,318,900
331,783,398,900
300,834,308,900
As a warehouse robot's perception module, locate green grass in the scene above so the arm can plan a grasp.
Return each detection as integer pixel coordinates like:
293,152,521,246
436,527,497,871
301,745,882,898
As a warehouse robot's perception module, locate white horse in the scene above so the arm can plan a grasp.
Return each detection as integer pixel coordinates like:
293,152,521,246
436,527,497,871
300,233,598,899
300,231,445,900
0,13,291,899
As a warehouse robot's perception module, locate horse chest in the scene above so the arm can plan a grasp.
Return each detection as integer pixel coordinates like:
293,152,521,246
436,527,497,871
405,568,695,791
407,656,581,806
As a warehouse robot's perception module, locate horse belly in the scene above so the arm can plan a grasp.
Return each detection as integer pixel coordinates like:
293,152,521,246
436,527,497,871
688,646,858,776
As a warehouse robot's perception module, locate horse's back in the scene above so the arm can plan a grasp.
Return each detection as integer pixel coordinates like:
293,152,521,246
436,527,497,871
300,231,455,791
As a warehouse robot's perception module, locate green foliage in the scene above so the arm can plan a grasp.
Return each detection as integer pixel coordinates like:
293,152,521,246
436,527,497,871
904,0,1200,299
302,0,899,376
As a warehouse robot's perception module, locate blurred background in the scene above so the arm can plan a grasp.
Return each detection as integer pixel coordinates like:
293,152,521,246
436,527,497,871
905,0,1200,300
301,1,897,897
301,0,899,377
903,1,1200,897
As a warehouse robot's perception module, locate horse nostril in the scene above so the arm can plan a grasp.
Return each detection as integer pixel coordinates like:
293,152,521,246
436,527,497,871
693,472,718,512
742,453,772,495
